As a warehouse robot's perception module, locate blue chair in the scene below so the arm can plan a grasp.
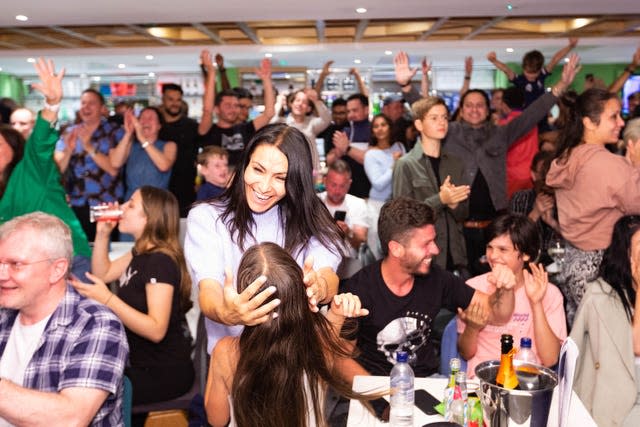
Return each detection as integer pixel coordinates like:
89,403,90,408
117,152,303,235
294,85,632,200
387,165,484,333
439,316,467,376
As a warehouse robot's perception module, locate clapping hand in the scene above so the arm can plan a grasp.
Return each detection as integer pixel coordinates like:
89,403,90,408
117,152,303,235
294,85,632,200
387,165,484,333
523,263,549,305
439,175,470,209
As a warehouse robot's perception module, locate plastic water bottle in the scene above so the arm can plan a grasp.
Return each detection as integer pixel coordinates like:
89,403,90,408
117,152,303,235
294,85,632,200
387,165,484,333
514,337,538,365
389,351,414,426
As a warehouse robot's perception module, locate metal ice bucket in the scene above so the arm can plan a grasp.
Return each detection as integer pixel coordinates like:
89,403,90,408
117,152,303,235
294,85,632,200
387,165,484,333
475,360,557,427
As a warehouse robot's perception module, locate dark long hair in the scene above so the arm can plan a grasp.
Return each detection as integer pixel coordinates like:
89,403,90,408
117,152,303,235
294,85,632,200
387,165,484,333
231,243,370,427
215,123,344,256
554,88,617,164
369,113,394,147
599,215,640,322
0,125,25,198
135,186,192,313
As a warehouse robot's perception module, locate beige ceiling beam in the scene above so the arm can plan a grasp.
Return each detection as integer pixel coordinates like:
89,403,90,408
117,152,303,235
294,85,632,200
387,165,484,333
48,25,112,47
125,24,174,46
316,20,326,42
235,22,261,44
8,27,78,48
0,40,25,49
602,18,640,37
355,19,369,42
191,23,224,44
419,17,449,41
463,16,506,40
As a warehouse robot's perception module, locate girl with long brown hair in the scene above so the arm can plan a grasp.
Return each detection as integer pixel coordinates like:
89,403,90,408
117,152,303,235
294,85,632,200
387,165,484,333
72,186,194,420
205,242,369,427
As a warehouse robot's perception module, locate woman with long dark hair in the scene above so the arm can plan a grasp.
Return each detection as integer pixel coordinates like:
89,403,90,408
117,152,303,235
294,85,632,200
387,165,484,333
572,215,640,427
205,242,369,427
72,186,194,417
364,113,405,258
546,88,640,325
185,123,345,354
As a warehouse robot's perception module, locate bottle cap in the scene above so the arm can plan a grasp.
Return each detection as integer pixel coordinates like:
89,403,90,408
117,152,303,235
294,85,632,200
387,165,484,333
450,357,461,371
520,337,532,348
396,351,408,363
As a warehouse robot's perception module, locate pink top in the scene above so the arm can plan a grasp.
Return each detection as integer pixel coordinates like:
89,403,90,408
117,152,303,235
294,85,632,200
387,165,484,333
457,273,567,378
546,144,640,251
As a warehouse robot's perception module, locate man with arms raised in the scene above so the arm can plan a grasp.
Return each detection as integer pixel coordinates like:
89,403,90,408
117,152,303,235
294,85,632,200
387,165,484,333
198,50,275,169
0,212,128,426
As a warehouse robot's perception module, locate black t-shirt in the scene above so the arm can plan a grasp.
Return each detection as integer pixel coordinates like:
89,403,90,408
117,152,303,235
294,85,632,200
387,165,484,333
341,261,475,376
199,121,256,168
159,116,199,217
117,252,192,368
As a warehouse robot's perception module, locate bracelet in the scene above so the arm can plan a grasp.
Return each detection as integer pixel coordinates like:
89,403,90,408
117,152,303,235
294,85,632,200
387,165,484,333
551,85,564,98
141,141,150,149
104,293,113,306
625,66,635,74
464,75,471,80
44,101,61,112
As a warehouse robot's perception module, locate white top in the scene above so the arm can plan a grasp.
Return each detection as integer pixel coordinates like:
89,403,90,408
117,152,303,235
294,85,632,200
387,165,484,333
317,192,370,257
0,313,52,427
185,202,342,353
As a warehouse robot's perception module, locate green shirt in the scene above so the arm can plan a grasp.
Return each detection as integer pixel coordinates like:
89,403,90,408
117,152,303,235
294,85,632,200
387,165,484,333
0,113,91,257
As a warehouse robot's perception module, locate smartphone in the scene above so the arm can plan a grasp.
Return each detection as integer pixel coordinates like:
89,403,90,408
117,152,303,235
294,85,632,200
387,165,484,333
415,389,441,416
334,210,346,221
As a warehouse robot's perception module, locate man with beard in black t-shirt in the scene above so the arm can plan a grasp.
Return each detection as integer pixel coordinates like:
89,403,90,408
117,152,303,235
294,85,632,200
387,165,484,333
158,83,199,217
327,197,516,424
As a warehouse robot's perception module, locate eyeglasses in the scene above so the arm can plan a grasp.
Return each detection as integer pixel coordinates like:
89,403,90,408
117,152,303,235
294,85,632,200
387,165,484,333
0,259,53,274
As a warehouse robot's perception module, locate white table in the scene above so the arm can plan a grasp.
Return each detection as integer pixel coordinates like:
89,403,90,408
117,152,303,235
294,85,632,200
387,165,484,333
347,376,596,427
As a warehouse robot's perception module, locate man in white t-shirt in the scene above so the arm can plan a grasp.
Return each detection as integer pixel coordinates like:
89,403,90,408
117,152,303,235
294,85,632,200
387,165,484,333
0,212,128,426
317,159,369,258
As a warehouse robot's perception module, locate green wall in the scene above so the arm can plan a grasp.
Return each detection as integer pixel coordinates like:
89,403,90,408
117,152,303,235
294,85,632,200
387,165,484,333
0,73,26,105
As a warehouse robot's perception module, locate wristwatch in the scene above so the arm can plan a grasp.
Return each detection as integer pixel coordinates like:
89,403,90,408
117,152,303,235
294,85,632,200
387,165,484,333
141,141,150,149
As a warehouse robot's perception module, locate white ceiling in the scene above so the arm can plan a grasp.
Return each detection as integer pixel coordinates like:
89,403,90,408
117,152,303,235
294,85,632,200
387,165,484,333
1,0,639,77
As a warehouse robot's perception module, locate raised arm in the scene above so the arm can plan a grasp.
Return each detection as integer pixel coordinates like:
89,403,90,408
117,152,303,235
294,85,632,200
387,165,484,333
420,57,431,98
315,60,333,95
306,88,332,135
108,109,135,168
31,58,64,124
487,51,516,81
609,46,640,94
215,53,231,91
350,68,369,98
251,58,275,130
545,37,578,73
460,56,473,97
199,50,217,135
394,51,421,104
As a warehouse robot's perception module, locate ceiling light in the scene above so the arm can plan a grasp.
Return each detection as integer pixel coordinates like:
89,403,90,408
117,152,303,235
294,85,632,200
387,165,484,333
264,53,273,58
354,59,362,64
148,72,156,77
117,63,126,69
356,7,367,14
384,50,393,55
506,3,513,11
26,58,35,63
506,48,514,53
145,55,154,60
15,15,28,22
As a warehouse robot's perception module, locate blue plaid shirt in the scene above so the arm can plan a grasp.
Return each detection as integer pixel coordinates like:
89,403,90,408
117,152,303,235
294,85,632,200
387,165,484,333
0,285,129,426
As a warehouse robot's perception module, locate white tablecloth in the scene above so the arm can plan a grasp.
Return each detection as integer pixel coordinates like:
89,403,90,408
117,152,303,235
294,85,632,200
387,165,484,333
347,375,596,427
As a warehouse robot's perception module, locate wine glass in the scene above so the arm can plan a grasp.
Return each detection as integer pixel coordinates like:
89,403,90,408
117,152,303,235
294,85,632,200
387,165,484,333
547,238,566,272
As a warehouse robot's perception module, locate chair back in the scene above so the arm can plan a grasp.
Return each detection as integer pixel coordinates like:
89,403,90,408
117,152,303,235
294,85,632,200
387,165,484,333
439,316,467,375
